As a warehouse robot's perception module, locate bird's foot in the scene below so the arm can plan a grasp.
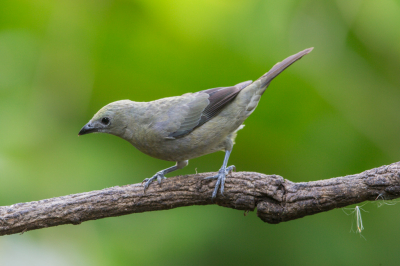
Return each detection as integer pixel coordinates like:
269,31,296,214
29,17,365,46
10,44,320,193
205,165,236,199
143,171,166,190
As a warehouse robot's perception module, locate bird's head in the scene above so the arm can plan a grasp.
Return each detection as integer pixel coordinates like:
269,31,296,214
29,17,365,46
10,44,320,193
78,100,132,137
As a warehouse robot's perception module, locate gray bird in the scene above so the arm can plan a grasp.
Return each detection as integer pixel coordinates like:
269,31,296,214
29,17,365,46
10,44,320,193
79,48,313,198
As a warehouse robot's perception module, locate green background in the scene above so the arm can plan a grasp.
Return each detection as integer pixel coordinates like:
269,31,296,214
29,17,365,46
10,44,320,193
1,0,400,265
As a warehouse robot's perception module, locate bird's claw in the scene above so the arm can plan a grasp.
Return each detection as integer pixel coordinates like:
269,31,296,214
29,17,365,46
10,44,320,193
205,165,235,199
143,171,166,190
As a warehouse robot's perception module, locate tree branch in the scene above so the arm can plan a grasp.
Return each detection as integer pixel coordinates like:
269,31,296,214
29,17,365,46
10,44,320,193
1,162,400,236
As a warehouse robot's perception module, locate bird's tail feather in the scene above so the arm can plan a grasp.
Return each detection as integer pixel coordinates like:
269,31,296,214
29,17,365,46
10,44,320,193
258,47,313,92
238,48,313,114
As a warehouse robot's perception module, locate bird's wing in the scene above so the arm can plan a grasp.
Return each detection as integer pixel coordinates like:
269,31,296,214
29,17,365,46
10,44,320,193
166,80,252,139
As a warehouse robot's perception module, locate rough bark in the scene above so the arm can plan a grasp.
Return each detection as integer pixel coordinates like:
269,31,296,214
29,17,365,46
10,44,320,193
1,162,400,236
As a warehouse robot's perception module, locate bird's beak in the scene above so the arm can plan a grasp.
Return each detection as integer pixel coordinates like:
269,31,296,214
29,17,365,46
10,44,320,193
78,122,98,136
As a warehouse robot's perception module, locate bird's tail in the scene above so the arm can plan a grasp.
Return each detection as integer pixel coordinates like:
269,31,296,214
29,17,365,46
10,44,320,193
238,47,313,114
258,47,313,91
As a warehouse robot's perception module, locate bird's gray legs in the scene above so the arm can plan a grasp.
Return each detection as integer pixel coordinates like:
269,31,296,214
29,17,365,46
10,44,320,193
205,149,235,199
143,160,188,190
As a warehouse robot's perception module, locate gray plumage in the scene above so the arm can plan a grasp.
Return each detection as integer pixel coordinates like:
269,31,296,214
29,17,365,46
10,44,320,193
79,48,313,198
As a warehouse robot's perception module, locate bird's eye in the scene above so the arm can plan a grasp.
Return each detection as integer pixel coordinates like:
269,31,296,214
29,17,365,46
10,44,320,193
101,117,110,125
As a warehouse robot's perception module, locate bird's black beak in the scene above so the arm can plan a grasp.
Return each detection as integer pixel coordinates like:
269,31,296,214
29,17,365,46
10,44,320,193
78,122,98,136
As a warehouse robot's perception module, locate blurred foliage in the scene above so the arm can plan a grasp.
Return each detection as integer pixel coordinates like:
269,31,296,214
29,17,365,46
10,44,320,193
1,0,400,265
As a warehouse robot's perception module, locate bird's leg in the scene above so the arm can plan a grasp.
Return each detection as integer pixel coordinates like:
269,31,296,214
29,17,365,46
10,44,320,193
143,160,188,190
205,149,235,198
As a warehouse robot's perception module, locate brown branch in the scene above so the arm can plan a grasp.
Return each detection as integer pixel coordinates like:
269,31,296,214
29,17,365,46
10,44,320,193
1,162,400,236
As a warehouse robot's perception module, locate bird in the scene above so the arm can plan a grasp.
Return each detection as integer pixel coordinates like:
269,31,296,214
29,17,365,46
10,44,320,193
79,48,313,198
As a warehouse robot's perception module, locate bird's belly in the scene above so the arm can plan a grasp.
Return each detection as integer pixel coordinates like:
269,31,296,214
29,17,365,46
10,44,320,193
135,133,225,162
